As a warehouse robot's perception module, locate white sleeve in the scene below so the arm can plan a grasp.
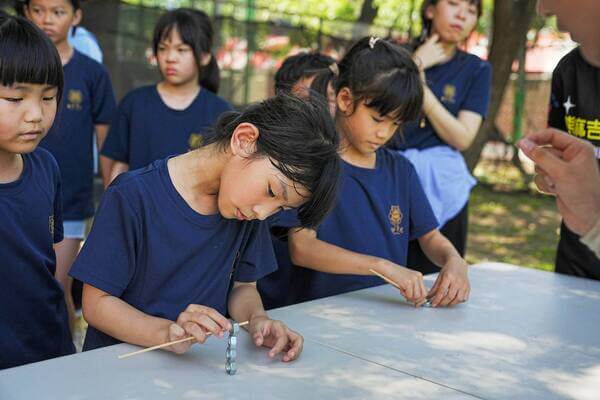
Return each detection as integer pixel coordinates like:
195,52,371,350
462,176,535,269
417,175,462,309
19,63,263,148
580,218,600,259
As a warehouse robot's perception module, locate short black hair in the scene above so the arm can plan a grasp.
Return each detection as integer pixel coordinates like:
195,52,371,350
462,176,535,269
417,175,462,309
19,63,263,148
153,8,220,93
20,0,81,12
335,37,423,125
0,14,63,102
274,52,336,94
206,93,341,229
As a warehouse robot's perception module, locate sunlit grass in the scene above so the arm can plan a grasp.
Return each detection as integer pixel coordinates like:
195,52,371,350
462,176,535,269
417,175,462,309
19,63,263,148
467,161,561,272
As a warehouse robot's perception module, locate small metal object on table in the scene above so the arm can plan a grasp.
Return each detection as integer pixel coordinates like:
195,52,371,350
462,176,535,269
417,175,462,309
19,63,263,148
225,322,239,375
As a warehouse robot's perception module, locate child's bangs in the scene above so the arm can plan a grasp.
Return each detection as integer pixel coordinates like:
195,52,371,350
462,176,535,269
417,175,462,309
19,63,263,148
362,69,423,124
0,22,62,91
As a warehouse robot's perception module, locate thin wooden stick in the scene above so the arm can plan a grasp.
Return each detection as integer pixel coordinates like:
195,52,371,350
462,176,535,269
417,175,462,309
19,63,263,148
118,321,249,359
370,268,433,306
369,268,402,290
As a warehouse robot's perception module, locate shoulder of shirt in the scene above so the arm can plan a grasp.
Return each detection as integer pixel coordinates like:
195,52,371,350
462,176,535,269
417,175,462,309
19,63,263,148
200,89,232,109
554,47,582,74
119,85,156,106
25,147,61,187
378,147,414,171
108,160,162,191
29,147,60,171
72,50,108,73
456,50,491,71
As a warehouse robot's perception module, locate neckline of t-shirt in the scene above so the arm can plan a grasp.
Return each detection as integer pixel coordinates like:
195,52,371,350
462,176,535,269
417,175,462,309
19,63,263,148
158,157,225,227
153,85,206,115
0,153,31,194
63,49,80,70
428,49,465,71
342,150,383,174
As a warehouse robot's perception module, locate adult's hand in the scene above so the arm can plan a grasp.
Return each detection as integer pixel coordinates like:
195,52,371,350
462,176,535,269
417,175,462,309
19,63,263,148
518,128,600,235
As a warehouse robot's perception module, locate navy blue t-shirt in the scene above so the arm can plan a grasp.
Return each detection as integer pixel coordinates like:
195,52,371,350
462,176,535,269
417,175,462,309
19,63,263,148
70,157,277,350
40,50,117,220
0,148,74,369
101,85,232,170
259,148,439,305
391,51,491,151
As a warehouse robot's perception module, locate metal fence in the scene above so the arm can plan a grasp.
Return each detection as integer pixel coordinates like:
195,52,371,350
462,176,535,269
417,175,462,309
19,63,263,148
75,0,402,106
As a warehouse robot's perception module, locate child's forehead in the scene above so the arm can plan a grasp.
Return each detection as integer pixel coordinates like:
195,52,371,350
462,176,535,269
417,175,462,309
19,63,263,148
28,0,73,8
0,82,56,91
159,26,185,44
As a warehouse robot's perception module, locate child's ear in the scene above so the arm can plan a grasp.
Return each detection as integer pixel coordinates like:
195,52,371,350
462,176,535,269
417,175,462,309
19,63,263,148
72,9,83,27
336,87,355,116
230,122,259,157
424,4,435,24
200,52,212,67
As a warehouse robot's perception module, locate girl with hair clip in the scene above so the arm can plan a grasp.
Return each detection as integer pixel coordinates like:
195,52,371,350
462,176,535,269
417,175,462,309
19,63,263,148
69,93,340,361
389,0,492,274
259,37,470,309
23,0,117,331
0,14,75,368
101,8,232,187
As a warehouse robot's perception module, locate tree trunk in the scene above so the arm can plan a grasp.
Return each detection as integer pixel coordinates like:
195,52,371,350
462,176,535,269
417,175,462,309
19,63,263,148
357,0,378,24
463,0,538,171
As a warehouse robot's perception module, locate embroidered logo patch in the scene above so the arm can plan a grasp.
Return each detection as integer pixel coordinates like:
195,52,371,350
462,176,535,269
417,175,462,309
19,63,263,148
389,205,404,235
441,84,456,104
67,89,83,111
188,133,204,150
49,215,55,236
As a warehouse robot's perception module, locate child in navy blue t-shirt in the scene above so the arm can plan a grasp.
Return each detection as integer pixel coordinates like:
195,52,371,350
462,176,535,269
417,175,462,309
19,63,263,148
24,0,117,329
0,14,74,369
388,0,491,274
70,94,340,361
101,8,232,185
259,37,470,309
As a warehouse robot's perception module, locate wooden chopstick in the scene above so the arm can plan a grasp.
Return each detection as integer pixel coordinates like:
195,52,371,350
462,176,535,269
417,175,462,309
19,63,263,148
369,268,402,290
118,320,249,359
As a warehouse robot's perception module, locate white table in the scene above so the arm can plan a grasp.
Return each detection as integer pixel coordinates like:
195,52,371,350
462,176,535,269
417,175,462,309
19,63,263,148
268,263,600,400
1,262,598,399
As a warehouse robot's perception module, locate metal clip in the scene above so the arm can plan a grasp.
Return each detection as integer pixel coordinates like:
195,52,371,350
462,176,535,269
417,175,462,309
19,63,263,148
225,322,239,375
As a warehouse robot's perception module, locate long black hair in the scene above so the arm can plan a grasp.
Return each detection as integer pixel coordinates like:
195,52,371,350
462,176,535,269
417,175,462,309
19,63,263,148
0,13,64,102
335,36,423,125
413,0,482,49
153,8,220,93
205,93,341,229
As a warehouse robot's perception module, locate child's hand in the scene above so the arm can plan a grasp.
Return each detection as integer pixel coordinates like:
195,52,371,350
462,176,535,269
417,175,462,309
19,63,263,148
383,263,428,306
413,34,454,72
248,316,303,362
428,256,470,307
167,305,232,354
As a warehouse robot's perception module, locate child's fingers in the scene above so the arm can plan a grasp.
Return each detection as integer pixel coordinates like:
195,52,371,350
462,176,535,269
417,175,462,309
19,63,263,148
193,313,227,338
439,284,459,307
182,321,208,344
428,33,440,44
430,276,450,307
268,324,288,358
252,330,264,347
282,330,303,362
186,305,231,332
403,283,414,302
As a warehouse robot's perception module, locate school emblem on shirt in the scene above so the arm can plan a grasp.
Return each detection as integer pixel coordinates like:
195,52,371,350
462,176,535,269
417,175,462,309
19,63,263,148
49,215,55,236
188,133,204,150
67,90,83,111
389,205,404,235
441,84,456,104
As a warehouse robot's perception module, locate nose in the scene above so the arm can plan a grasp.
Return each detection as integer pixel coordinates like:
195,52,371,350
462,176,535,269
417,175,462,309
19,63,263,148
252,202,280,221
456,6,467,21
42,11,53,25
25,103,43,124
165,48,178,63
